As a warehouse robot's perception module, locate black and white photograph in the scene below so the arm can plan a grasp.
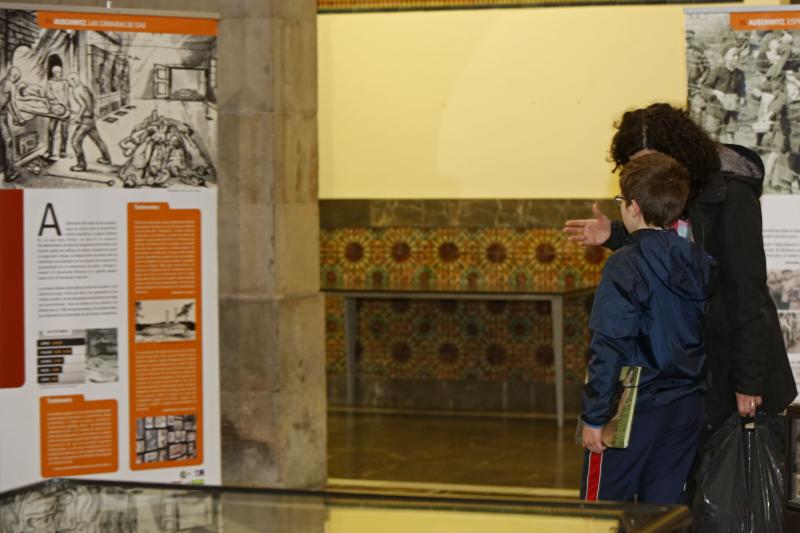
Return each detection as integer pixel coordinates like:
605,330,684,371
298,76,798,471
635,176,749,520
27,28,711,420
0,9,217,189
768,269,800,310
85,328,118,383
781,312,800,353
169,443,186,460
134,299,196,343
157,429,168,449
687,14,800,194
136,413,198,464
145,429,158,452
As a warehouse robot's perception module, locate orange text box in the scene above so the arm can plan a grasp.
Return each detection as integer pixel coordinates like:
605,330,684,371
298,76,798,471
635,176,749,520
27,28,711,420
730,12,800,31
40,395,118,478
38,11,217,36
128,203,203,470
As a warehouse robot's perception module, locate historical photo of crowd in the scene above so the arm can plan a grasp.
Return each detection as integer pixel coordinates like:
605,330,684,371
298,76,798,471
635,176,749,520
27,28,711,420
135,299,197,343
687,14,800,194
135,414,198,465
768,269,800,310
0,9,217,189
780,313,800,353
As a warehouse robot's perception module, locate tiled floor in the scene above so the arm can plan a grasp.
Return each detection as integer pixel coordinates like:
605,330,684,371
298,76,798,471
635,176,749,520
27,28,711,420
328,409,583,491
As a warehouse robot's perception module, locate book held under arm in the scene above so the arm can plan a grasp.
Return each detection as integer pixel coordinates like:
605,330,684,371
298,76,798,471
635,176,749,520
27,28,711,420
601,366,641,449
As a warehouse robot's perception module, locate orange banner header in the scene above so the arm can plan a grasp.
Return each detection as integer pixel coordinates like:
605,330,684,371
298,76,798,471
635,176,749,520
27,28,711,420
37,11,217,36
730,12,800,32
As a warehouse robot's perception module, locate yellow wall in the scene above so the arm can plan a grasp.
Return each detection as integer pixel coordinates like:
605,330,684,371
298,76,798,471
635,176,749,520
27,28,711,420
318,0,782,199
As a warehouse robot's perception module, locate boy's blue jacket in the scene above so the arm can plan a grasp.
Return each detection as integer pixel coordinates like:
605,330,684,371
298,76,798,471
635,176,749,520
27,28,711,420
581,228,716,427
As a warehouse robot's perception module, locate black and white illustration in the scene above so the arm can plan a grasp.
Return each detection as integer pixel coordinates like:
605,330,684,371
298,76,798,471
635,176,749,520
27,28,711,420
136,414,198,465
0,9,217,189
0,481,219,532
135,299,196,343
781,312,800,353
686,14,800,194
768,269,800,310
37,328,118,386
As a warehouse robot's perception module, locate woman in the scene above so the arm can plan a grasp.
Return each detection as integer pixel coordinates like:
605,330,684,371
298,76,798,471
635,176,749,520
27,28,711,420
564,103,796,433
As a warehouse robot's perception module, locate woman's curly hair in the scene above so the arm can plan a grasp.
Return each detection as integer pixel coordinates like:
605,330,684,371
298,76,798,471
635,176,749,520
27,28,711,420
609,103,720,196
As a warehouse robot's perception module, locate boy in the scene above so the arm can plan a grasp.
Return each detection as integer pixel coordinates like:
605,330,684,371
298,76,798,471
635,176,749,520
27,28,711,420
580,153,716,504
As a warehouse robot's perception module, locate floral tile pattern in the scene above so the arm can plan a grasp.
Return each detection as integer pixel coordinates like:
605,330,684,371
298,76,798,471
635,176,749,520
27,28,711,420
325,295,594,383
322,227,608,385
320,227,607,292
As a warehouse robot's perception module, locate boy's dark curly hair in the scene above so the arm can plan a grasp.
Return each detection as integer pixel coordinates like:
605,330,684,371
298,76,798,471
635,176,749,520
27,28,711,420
609,103,720,196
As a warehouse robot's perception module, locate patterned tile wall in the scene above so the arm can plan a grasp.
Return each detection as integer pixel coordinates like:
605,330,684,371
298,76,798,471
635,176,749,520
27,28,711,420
325,295,595,383
320,227,607,292
322,227,608,385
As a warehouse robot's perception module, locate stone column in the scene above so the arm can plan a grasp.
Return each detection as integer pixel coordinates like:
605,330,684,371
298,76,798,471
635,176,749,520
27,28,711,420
24,0,325,488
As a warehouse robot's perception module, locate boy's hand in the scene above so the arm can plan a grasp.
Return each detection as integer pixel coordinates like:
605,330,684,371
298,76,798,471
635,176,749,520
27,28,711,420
582,425,606,454
563,204,611,246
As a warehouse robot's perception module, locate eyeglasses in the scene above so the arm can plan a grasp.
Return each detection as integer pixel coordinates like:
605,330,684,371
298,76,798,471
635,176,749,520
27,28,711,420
614,194,626,206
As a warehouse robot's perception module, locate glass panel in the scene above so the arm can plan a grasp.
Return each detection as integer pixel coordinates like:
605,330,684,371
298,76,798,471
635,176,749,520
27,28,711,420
0,479,690,533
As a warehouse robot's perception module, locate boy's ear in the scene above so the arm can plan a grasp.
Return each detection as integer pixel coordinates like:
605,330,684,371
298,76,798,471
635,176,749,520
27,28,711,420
629,199,643,219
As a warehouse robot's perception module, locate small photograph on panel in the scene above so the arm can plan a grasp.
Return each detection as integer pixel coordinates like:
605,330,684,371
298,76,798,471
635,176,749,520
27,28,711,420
780,312,800,353
135,412,198,464
145,430,158,452
769,270,800,311
157,429,168,449
169,443,186,461
135,299,196,343
85,328,118,383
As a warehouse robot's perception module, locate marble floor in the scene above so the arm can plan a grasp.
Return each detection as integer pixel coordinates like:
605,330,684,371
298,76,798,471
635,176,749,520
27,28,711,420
327,409,584,492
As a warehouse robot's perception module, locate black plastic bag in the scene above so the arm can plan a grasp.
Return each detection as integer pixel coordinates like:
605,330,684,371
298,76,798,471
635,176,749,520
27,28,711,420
693,412,786,532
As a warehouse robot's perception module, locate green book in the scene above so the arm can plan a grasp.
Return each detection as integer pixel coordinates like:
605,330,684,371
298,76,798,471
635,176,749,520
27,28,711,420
601,366,641,449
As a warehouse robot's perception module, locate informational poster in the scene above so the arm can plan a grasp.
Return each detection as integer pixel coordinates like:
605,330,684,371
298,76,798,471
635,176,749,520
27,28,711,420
0,6,220,491
686,7,800,397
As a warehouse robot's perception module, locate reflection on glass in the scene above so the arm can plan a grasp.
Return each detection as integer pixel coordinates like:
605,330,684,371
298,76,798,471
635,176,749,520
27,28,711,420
0,479,690,533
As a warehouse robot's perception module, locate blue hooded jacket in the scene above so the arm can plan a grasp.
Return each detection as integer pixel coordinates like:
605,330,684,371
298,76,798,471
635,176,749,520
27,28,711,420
581,228,717,427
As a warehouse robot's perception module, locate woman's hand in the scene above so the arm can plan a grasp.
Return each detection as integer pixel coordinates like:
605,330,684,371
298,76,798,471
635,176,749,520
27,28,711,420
735,392,762,418
564,204,612,246
582,424,606,455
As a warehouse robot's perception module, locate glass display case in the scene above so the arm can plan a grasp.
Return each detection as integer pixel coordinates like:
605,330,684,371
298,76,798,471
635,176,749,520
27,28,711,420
0,478,691,532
